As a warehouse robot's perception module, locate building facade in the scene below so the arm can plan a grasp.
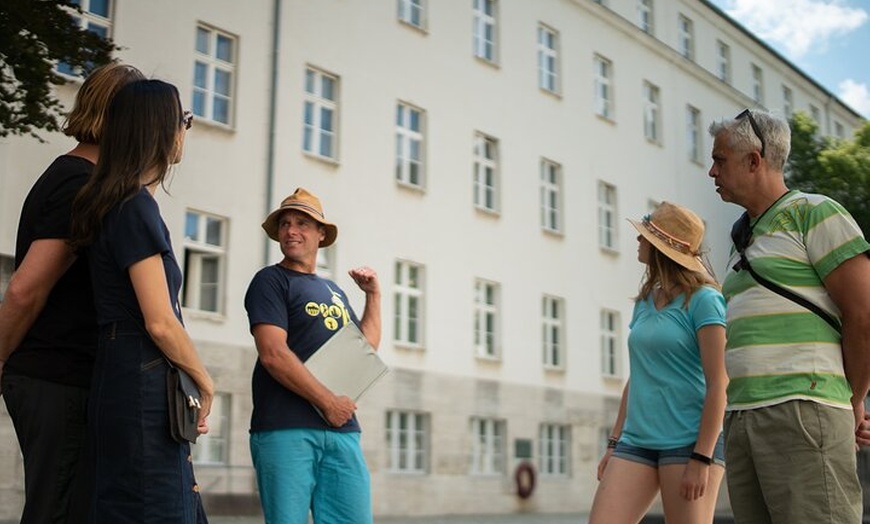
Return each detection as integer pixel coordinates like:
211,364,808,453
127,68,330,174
0,0,863,519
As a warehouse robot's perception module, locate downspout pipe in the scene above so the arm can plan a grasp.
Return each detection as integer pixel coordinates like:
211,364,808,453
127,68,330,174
264,0,282,266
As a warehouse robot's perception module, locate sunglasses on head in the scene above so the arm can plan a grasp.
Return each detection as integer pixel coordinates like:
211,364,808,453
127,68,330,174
735,109,765,158
182,110,194,130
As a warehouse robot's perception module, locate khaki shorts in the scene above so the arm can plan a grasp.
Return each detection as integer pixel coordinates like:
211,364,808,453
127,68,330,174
724,400,861,524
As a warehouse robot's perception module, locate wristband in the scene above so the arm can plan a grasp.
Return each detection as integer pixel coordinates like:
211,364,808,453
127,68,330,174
689,451,713,465
606,436,619,449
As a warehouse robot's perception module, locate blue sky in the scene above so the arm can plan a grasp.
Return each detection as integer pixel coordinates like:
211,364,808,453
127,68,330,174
708,0,870,118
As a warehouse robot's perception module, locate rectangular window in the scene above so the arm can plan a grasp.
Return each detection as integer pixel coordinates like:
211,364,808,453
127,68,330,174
782,86,793,118
398,0,426,29
686,105,702,163
474,279,500,359
537,24,559,94
193,25,236,126
473,0,498,63
540,159,562,233
810,104,820,124
835,121,845,139
593,54,614,119
182,210,227,314
470,417,506,475
600,309,621,377
751,64,764,105
716,40,731,83
598,182,617,250
386,410,429,473
473,133,499,213
638,0,654,35
643,81,661,143
539,424,570,477
396,102,425,189
678,14,694,60
394,260,424,347
57,0,113,76
191,392,230,465
542,295,564,369
0,255,13,302
303,67,339,160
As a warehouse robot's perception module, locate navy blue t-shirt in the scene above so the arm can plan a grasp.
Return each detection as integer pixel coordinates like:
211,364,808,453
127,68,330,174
6,155,98,388
245,265,362,433
89,188,182,326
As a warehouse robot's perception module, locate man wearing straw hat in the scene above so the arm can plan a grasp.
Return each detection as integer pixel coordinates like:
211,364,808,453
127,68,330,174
709,109,870,523
244,187,381,524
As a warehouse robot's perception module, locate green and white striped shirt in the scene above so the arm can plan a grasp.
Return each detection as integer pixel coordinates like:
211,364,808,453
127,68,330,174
723,191,870,411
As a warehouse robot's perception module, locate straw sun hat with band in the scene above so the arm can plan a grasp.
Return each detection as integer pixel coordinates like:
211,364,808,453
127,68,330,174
261,187,338,247
628,202,709,275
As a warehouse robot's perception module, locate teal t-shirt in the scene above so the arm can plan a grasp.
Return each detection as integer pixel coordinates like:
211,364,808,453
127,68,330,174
621,286,726,449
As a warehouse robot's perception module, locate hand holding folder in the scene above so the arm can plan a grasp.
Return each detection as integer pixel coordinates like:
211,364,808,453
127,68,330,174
304,322,389,416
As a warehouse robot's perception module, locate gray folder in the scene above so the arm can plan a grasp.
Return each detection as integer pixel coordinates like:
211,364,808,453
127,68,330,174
304,322,389,402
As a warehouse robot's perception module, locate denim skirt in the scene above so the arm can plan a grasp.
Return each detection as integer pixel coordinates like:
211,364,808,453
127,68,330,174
89,320,205,524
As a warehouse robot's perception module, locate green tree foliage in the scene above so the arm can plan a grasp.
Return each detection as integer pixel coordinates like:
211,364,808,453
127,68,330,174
786,112,870,238
0,0,117,140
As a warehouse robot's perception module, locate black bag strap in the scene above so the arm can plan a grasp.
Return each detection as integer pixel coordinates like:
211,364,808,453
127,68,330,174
735,251,842,334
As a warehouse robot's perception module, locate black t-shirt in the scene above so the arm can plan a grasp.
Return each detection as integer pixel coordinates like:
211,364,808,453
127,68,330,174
6,155,98,388
245,265,362,433
89,188,182,326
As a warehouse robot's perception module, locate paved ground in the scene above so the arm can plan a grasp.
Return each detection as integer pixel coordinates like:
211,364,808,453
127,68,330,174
210,515,589,524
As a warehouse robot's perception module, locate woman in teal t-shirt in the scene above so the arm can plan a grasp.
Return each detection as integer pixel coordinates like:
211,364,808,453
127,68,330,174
589,202,727,524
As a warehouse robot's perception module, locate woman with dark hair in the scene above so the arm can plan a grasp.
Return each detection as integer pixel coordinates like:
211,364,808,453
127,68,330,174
0,62,143,524
70,79,213,523
589,202,727,524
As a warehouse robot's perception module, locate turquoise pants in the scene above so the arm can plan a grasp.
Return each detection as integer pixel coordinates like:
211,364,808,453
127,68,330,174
250,428,372,524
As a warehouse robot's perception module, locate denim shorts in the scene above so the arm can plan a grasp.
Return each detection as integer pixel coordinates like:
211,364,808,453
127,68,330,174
613,433,725,468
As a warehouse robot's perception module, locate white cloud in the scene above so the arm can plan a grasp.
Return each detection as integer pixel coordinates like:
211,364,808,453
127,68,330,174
721,0,868,58
839,79,870,117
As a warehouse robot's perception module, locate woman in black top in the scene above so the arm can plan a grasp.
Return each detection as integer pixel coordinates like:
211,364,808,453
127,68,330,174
70,79,213,524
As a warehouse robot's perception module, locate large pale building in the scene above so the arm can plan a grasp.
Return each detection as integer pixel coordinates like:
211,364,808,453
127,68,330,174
0,0,863,519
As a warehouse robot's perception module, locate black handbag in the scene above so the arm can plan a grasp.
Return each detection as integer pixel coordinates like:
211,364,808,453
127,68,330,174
166,363,202,443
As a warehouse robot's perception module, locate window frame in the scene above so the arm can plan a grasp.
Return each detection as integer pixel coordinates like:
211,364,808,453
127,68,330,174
597,181,618,251
192,24,237,127
751,63,764,105
473,132,500,213
302,66,340,161
637,0,654,35
686,105,702,163
397,0,427,30
643,81,661,144
716,40,731,84
57,0,114,77
537,24,560,94
182,210,228,315
539,423,571,477
782,85,794,118
474,279,501,360
540,159,563,234
593,54,614,120
542,295,565,370
678,14,694,61
470,417,506,475
600,308,621,378
473,0,498,63
395,101,426,190
394,260,425,348
386,410,429,473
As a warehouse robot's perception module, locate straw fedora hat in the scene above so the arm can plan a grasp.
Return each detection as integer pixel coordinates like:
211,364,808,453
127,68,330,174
261,187,338,247
628,202,706,274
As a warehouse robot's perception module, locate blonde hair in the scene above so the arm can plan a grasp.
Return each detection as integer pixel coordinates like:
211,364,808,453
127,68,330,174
62,62,145,144
636,245,718,308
